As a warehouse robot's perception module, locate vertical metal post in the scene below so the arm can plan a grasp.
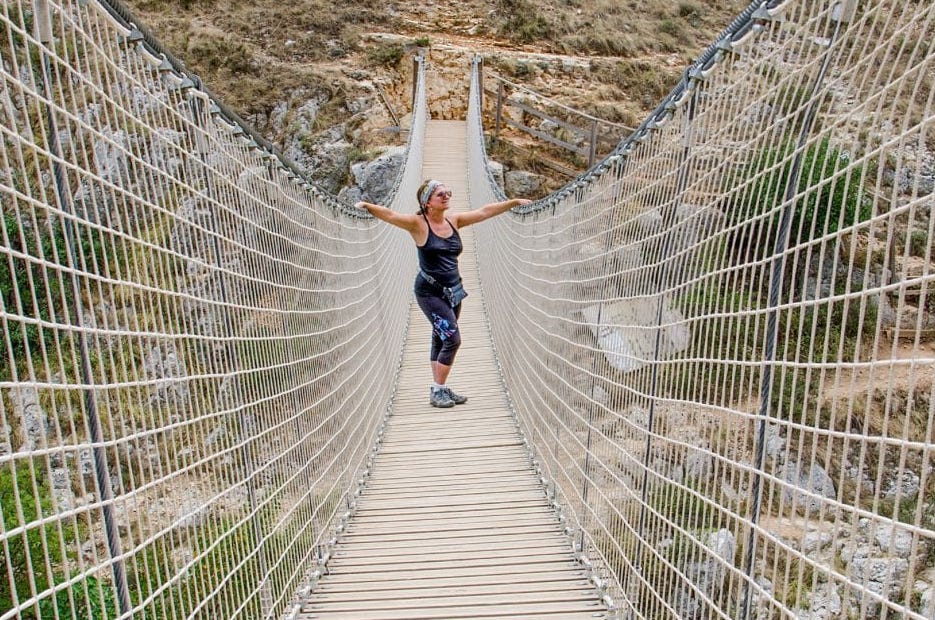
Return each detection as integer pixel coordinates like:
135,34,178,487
34,1,133,614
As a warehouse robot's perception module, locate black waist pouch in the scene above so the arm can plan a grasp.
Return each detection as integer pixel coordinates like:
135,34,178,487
443,282,468,307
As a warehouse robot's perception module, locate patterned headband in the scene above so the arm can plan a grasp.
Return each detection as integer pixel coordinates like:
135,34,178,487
419,180,442,210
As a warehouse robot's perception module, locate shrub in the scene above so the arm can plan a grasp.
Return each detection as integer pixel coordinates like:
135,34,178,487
365,41,404,68
726,137,871,263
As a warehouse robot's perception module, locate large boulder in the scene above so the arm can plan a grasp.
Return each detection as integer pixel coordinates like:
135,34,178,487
504,170,545,197
350,146,406,204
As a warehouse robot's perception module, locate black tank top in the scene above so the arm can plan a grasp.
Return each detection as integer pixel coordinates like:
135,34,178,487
416,216,462,287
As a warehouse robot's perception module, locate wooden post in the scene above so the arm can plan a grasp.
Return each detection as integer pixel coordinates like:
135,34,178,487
412,56,421,111
477,57,484,111
495,81,504,137
588,118,599,167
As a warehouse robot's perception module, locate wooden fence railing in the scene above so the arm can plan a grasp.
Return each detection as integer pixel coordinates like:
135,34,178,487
484,73,633,167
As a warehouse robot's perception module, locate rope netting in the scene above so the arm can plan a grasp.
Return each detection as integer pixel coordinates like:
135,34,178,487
0,1,426,618
470,0,935,618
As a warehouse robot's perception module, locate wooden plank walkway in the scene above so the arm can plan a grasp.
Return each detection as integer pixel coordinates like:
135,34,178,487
297,121,607,619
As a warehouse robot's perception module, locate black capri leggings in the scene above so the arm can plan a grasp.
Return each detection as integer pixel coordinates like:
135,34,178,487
414,291,462,366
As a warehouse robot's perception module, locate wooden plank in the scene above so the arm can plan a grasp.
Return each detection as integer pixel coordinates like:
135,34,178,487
331,537,571,556
312,580,593,600
305,589,599,612
337,524,562,544
313,571,590,593
301,600,607,620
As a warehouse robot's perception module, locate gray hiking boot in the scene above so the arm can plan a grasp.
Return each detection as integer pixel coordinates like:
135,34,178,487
443,387,468,405
429,387,455,408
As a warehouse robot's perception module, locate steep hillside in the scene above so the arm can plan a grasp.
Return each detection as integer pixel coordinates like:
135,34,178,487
121,0,745,184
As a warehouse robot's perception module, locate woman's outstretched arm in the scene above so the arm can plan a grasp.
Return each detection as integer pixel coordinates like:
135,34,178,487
453,198,532,229
356,201,422,234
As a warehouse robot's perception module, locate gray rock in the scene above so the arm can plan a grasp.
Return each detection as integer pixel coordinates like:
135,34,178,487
802,529,833,554
504,170,544,196
846,555,909,599
750,577,774,620
175,497,208,529
873,523,915,558
144,342,189,406
917,579,935,617
633,208,664,236
539,119,559,132
0,423,11,456
673,204,725,254
876,294,899,328
79,449,95,477
205,425,227,447
338,185,364,205
296,137,356,194
351,147,406,204
685,448,712,481
291,98,323,137
881,470,920,500
10,386,48,451
797,583,842,620
487,160,505,190
781,461,836,515
764,423,786,460
676,529,736,619
50,467,75,511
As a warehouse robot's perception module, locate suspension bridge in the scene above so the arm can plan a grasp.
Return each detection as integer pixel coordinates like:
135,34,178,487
1,1,934,619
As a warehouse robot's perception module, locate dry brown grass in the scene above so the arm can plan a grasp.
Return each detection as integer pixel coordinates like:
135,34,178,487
488,0,746,57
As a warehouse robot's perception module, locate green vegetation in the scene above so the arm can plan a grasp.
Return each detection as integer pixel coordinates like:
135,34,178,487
365,41,404,68
128,514,264,618
0,462,115,619
726,137,872,263
488,0,739,55
0,207,119,382
774,289,878,403
186,33,254,75
1,212,71,382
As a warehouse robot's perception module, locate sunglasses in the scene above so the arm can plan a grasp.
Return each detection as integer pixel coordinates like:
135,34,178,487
433,190,452,199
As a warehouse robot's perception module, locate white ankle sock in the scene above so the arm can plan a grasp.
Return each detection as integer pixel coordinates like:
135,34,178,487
432,383,445,391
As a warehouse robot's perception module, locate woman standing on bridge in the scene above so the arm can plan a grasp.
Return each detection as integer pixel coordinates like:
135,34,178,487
356,181,531,408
